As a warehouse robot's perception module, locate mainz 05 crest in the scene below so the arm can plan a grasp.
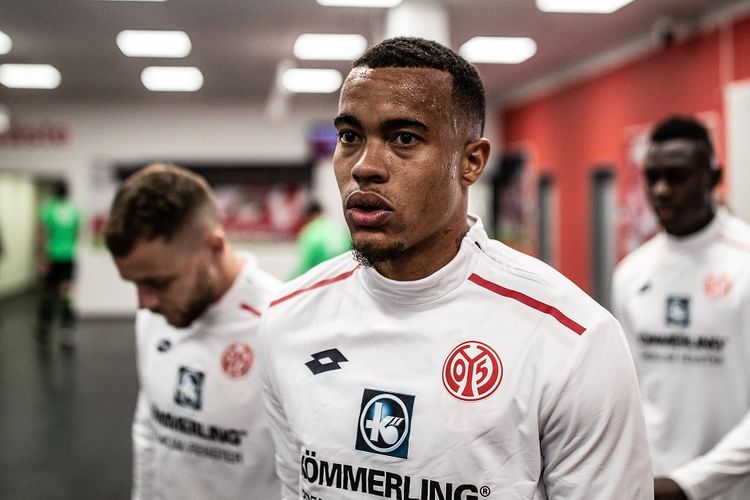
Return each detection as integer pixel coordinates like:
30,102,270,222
442,340,503,402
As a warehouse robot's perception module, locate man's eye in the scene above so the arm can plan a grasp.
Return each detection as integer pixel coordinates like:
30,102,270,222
338,131,358,144
393,132,418,145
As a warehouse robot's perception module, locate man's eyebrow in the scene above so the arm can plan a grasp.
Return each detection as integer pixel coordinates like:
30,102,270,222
381,118,429,133
333,114,360,128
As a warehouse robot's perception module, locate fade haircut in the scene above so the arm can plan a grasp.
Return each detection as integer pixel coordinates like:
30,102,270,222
105,164,219,257
650,115,715,165
353,37,486,137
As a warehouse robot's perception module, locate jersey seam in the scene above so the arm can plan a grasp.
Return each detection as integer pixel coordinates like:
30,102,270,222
270,265,360,307
468,273,586,335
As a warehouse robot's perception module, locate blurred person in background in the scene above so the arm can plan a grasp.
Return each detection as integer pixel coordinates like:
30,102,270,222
37,179,81,349
290,199,350,278
104,164,281,499
612,115,750,500
260,36,652,500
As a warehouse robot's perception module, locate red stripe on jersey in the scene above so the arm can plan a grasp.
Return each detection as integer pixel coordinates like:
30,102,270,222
240,303,261,316
468,273,586,335
270,266,360,307
719,234,750,253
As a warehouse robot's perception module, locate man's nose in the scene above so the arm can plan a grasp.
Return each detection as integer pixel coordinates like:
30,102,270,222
351,142,389,184
651,177,672,198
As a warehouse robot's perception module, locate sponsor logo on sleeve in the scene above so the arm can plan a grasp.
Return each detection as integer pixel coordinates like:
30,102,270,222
174,366,205,410
355,389,414,459
666,296,690,327
443,341,503,402
306,348,348,375
221,342,253,378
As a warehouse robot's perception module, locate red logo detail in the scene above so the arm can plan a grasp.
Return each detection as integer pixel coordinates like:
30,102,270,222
221,342,254,378
704,272,732,299
442,340,503,401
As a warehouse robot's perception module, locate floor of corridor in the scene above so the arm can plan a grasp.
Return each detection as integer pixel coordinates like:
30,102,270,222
0,291,137,499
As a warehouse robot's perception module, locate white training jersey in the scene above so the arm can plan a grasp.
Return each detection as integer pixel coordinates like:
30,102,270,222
133,255,282,500
259,216,652,500
612,208,750,500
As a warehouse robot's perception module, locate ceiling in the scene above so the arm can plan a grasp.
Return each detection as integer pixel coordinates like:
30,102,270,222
0,0,746,107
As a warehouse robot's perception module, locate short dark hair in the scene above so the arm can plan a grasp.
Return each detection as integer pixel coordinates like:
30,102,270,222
105,164,218,257
353,37,486,137
650,115,715,162
53,180,68,198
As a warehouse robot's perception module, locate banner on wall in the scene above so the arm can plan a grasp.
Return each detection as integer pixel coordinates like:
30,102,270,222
491,150,538,256
89,163,312,246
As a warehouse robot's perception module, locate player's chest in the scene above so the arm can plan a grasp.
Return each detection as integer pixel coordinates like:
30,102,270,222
142,335,259,419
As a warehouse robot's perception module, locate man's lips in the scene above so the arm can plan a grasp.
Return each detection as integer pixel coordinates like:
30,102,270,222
345,191,393,227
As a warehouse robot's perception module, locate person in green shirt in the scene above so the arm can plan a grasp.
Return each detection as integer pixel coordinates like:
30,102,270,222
37,180,82,347
291,200,351,278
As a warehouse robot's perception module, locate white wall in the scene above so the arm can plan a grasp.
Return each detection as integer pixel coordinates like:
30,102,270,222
0,100,335,315
725,81,750,223
0,172,36,299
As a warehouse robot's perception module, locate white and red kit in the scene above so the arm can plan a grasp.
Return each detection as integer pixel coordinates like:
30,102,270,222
260,216,652,500
612,208,750,500
132,255,281,500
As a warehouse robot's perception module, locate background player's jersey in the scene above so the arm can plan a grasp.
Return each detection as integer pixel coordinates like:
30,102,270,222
612,208,750,500
133,255,281,499
260,217,652,500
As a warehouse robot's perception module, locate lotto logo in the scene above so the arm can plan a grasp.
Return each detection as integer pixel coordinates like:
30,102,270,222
443,340,503,402
355,389,414,459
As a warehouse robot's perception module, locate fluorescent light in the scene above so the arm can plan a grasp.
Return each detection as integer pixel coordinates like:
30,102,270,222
536,0,634,14
0,64,61,89
460,37,537,64
117,30,191,58
93,0,166,2
141,66,203,91
0,30,12,55
294,34,367,61
316,0,401,7
281,68,342,93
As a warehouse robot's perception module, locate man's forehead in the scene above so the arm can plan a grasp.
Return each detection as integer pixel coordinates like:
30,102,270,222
338,66,454,120
646,139,705,163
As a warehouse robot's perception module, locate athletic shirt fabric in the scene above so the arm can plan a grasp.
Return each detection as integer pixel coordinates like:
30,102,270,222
260,216,653,500
40,198,81,262
132,255,282,500
612,208,750,500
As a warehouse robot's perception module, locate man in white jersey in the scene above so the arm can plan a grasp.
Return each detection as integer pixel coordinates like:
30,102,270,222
105,164,281,499
612,116,750,500
259,37,652,500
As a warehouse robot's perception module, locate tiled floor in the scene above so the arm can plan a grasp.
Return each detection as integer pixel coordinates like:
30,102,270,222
0,292,137,499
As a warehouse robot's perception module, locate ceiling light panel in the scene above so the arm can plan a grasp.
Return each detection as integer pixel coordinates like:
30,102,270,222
0,31,12,55
294,34,367,61
460,37,537,64
316,0,401,7
0,64,61,89
282,68,342,93
536,0,634,14
93,0,166,2
141,66,203,91
117,30,191,58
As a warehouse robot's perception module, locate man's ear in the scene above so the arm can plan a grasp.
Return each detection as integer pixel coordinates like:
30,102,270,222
710,165,722,190
205,227,226,256
461,138,491,187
